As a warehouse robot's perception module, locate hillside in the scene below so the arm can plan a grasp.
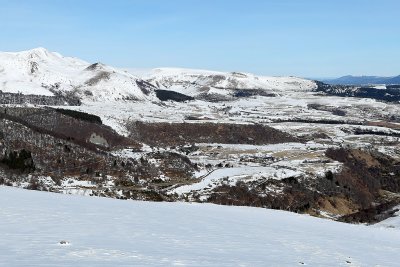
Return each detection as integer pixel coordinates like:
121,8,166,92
1,186,399,267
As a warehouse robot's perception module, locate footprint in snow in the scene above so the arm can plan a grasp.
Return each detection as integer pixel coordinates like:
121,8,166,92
59,240,71,246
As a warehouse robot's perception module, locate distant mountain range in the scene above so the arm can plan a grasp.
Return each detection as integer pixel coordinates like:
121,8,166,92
0,48,317,103
323,75,400,85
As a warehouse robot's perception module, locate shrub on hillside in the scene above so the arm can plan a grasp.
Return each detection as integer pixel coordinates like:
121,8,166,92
54,108,102,124
1,149,35,172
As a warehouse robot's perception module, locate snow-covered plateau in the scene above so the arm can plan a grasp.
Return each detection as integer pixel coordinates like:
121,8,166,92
1,186,400,267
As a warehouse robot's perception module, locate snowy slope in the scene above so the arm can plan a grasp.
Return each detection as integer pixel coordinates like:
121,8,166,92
0,48,155,101
377,206,400,229
144,67,317,97
1,186,399,267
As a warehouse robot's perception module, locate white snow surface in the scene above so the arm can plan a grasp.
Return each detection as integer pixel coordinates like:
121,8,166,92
142,67,317,97
0,48,154,101
377,206,400,229
1,186,399,267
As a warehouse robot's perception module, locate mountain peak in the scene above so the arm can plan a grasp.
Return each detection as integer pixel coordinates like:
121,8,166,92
14,47,61,61
85,62,106,71
25,47,52,56
29,47,50,53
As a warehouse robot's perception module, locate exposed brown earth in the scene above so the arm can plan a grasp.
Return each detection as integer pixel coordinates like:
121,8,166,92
366,121,400,130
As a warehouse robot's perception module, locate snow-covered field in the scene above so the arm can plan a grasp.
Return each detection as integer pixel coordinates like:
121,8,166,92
1,186,399,267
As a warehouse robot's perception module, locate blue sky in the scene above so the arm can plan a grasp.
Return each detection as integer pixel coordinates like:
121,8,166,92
1,0,399,77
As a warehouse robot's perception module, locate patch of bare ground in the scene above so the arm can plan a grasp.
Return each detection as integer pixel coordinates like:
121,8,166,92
316,197,358,216
366,121,400,130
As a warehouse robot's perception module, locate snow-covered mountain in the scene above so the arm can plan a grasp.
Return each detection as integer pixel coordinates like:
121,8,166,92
0,48,320,103
0,48,155,101
143,67,317,98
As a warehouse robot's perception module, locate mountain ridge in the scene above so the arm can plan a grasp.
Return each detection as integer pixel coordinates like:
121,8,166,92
0,48,318,102
324,75,400,85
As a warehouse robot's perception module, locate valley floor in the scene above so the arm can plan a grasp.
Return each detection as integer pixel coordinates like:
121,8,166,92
0,186,399,267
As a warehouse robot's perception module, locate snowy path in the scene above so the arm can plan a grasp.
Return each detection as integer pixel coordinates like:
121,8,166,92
0,186,399,267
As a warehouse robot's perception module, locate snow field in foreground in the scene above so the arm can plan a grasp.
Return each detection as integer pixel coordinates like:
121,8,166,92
0,186,399,267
